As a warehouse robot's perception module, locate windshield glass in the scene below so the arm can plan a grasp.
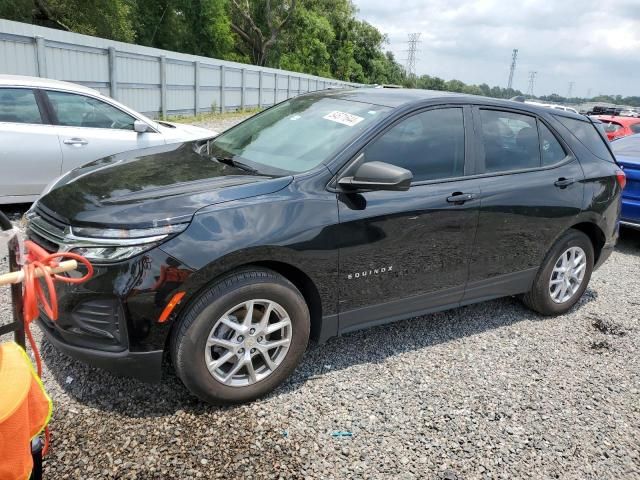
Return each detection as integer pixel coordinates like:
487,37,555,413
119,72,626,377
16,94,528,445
210,95,390,175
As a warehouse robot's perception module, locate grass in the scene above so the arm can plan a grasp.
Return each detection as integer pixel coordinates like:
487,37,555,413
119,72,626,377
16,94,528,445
167,107,262,124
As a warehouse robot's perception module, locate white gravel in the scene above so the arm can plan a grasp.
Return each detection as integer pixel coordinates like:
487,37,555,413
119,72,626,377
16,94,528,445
1,116,638,478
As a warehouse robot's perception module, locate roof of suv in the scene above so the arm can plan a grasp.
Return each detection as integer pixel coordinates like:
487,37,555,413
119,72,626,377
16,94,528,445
0,74,99,95
318,88,586,120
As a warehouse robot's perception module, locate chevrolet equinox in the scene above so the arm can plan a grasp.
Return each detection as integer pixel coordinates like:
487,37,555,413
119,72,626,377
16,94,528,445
26,89,624,404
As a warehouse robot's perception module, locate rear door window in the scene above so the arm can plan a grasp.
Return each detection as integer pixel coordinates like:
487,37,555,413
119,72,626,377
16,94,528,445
539,123,567,166
0,88,43,124
478,110,540,172
630,123,640,134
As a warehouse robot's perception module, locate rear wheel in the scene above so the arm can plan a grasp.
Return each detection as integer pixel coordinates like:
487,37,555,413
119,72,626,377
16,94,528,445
171,268,310,404
521,229,594,315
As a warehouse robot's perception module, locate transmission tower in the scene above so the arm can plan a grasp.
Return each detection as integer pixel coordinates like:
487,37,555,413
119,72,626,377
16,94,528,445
507,49,518,90
526,71,537,97
404,33,421,86
567,81,575,98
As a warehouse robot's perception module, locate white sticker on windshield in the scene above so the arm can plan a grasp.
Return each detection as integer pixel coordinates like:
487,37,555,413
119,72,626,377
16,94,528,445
323,111,364,127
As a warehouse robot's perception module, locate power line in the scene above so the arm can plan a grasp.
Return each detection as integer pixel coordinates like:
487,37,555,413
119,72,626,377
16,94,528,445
507,49,518,90
567,81,575,99
404,33,421,86
527,71,537,96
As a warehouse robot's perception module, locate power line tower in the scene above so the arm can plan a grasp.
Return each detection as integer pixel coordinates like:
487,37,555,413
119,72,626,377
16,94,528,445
567,81,575,99
507,49,518,90
526,71,537,97
404,33,421,87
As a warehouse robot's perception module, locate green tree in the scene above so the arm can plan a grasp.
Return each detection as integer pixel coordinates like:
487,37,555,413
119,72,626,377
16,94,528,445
230,0,297,66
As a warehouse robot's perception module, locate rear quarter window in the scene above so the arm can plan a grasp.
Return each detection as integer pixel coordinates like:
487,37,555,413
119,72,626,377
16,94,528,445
554,115,615,162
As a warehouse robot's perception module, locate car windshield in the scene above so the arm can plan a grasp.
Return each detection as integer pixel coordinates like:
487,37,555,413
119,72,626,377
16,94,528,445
209,95,390,175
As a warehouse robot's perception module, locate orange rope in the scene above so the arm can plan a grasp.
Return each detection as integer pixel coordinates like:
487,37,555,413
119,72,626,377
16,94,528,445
20,240,94,455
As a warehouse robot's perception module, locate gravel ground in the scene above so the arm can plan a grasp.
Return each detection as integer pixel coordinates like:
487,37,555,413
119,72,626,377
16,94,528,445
1,115,639,479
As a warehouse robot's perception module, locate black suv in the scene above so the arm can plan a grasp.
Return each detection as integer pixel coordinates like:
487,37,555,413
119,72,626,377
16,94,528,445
27,89,623,404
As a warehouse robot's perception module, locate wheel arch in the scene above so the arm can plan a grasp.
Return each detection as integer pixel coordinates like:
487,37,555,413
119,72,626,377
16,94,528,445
569,221,606,264
167,249,332,352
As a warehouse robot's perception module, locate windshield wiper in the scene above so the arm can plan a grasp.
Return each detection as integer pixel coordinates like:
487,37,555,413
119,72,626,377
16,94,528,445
214,156,260,175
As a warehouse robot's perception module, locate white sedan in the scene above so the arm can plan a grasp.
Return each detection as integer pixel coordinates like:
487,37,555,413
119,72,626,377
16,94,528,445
0,75,216,204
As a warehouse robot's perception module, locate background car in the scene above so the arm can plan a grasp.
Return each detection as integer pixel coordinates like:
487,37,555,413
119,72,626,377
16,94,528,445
611,133,640,228
594,114,640,141
0,75,216,204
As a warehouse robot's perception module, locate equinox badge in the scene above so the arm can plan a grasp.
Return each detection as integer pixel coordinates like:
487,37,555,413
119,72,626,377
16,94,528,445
347,266,393,280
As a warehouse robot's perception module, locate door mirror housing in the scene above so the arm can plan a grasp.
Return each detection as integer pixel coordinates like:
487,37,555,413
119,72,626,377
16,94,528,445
133,120,150,133
338,161,413,192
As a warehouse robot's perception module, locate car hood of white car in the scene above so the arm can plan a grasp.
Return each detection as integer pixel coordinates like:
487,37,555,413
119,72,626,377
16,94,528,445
154,121,217,142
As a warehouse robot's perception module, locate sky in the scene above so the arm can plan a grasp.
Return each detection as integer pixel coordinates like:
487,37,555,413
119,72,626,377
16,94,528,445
353,0,640,97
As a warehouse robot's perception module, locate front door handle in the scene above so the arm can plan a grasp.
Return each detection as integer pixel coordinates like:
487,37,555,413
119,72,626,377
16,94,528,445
446,192,476,204
554,177,575,188
63,138,88,146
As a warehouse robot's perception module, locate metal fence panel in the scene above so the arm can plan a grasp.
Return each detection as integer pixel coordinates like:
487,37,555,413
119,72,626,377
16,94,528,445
0,19,360,118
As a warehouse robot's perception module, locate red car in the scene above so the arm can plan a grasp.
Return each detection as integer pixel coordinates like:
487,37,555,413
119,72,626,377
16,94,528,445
594,115,640,141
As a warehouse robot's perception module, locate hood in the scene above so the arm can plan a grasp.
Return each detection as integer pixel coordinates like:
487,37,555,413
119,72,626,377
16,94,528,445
156,121,217,141
39,141,292,228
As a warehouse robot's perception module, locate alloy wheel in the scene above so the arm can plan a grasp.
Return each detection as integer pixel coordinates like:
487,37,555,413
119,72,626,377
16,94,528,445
204,299,292,387
548,246,587,304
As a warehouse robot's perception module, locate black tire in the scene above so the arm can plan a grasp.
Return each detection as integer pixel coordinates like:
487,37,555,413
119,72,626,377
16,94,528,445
171,268,310,404
521,229,594,316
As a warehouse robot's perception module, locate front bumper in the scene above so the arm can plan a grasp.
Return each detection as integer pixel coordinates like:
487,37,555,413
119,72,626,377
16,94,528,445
37,318,163,382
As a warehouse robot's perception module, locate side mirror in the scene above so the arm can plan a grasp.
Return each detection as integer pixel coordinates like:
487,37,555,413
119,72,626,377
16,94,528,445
338,161,413,192
133,120,150,133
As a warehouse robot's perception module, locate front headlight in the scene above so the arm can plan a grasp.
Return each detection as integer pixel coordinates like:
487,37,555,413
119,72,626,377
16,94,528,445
68,223,188,263
70,245,152,262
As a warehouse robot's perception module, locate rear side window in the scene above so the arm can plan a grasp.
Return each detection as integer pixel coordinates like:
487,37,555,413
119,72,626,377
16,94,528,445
363,107,465,182
539,123,567,166
0,88,42,124
554,115,615,162
46,91,135,130
479,110,540,172
630,124,640,134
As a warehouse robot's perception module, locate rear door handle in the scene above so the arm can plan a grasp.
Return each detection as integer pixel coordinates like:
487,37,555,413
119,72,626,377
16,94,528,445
554,177,575,188
446,192,476,204
63,138,88,146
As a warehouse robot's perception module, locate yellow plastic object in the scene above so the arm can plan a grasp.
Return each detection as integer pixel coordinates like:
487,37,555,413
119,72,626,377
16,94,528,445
0,342,52,480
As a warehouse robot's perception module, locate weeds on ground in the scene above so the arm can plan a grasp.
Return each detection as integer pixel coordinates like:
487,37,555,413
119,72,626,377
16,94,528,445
167,107,262,124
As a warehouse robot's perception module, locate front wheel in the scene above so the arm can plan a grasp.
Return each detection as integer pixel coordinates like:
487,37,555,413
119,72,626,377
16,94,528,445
171,268,310,404
521,229,594,315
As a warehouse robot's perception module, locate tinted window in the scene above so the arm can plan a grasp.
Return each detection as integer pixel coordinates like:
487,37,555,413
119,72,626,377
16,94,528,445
213,97,390,175
363,108,465,182
630,123,640,134
480,110,540,172
0,88,42,124
539,123,567,165
554,115,615,162
47,91,135,130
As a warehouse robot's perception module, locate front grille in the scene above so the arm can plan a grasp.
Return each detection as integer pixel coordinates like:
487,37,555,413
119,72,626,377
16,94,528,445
26,206,68,253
